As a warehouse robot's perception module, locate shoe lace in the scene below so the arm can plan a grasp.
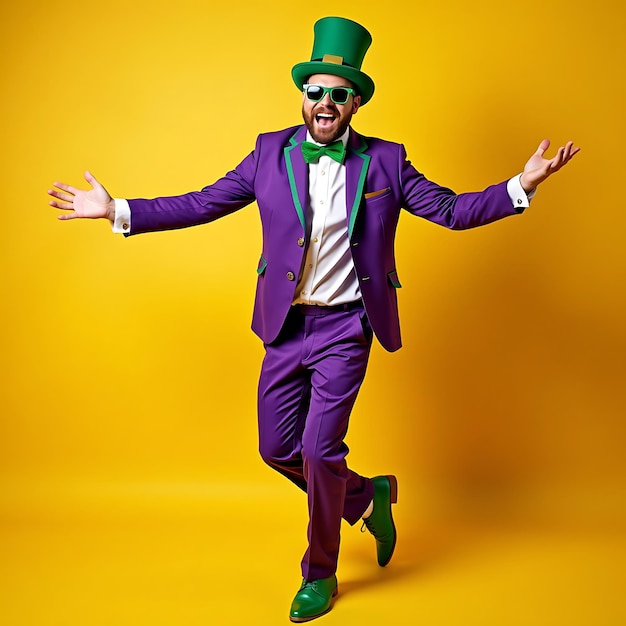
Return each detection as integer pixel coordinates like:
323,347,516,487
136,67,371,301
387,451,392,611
361,517,375,535
361,514,391,541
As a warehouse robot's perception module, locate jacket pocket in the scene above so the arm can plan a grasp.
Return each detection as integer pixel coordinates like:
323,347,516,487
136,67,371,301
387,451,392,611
364,187,391,201
387,269,402,288
257,255,267,275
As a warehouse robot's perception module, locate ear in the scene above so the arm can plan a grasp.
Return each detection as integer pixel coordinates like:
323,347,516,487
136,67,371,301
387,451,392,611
352,95,361,115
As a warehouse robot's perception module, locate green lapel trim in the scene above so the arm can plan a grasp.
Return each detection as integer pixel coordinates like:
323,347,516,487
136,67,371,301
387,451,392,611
284,132,306,231
347,134,370,239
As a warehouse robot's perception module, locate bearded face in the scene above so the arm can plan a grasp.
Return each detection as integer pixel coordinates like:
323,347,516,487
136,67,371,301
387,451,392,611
301,74,361,144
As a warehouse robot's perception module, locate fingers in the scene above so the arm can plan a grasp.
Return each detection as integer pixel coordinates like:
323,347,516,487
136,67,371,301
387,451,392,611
84,170,99,188
563,141,581,162
48,188,74,203
50,180,79,195
48,196,77,218
57,211,79,221
48,170,101,199
536,138,551,155
559,141,574,164
533,139,580,177
48,184,74,209
551,141,580,160
549,141,581,171
47,182,77,219
48,200,73,210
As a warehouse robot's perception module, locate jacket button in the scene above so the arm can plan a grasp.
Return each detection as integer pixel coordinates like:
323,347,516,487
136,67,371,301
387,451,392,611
297,237,305,247
286,271,295,281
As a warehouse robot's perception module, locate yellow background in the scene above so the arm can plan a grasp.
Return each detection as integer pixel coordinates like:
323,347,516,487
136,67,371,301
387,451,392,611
1,0,625,624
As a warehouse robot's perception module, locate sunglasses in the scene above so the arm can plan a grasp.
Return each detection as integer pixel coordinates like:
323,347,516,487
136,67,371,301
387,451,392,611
303,84,357,105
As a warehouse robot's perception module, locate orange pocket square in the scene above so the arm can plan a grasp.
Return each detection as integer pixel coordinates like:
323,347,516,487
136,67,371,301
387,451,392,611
364,187,391,199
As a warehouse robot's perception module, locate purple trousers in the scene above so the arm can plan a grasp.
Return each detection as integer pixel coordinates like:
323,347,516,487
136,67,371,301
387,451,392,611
257,303,375,580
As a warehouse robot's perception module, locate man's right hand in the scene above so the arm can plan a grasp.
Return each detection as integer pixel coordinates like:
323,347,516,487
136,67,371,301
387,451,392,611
48,171,116,223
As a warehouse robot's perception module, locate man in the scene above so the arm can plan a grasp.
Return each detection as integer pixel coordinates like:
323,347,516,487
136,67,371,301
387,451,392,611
48,16,579,623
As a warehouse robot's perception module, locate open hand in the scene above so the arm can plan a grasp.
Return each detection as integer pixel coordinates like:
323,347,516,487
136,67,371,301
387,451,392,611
48,171,115,222
520,139,580,193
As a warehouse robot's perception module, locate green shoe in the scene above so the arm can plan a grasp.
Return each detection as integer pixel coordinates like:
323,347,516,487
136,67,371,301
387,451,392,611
361,475,398,566
289,576,338,623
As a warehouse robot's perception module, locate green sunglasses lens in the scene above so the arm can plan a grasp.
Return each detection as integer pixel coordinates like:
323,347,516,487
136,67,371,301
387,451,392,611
330,88,349,104
305,85,325,101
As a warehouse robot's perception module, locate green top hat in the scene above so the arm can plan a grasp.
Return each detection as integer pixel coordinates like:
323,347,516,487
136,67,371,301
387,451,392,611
292,17,375,105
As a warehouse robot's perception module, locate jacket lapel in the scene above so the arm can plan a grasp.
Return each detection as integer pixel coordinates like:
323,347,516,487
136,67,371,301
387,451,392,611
345,129,370,239
283,126,308,231
284,126,370,238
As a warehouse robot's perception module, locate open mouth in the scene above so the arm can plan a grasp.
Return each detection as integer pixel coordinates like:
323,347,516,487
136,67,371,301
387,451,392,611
315,112,336,128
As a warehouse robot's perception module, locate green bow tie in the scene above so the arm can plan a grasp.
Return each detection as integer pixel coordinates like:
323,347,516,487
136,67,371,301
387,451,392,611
301,140,346,164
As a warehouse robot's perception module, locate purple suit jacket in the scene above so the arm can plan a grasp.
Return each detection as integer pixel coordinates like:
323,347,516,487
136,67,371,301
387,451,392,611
128,125,522,352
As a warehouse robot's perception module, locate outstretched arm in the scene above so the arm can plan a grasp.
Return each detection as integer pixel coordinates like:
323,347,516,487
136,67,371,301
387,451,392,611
48,171,116,223
520,139,580,193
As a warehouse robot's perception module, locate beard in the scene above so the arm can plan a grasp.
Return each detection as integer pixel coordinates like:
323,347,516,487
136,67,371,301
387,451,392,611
302,102,353,144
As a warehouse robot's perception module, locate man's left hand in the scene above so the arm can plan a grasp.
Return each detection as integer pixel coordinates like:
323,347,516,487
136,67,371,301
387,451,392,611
520,139,580,193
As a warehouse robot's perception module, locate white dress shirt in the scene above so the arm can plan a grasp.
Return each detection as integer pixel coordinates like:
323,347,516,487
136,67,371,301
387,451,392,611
292,129,360,305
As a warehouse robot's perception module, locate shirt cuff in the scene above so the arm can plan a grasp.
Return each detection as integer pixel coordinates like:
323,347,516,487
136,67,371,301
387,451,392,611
507,174,535,211
112,198,131,234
